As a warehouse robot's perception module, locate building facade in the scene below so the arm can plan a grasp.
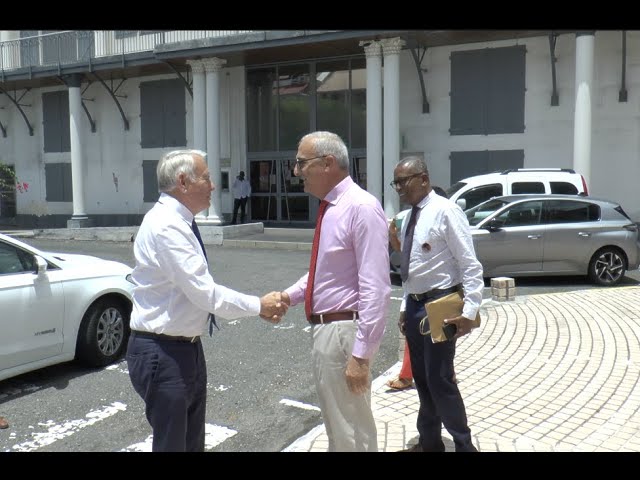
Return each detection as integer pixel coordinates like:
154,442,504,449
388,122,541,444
0,30,638,228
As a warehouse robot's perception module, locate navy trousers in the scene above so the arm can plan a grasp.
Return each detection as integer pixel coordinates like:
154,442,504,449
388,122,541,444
126,334,207,452
404,295,477,452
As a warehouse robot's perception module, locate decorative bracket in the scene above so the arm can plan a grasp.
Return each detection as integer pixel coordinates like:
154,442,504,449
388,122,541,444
619,30,628,102
165,61,193,98
0,86,34,136
549,32,559,106
91,72,130,130
406,38,430,114
59,75,96,133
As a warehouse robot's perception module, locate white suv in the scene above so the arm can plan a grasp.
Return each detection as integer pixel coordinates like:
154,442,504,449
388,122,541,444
446,168,588,211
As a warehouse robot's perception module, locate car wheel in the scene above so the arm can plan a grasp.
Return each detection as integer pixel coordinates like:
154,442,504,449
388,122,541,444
76,297,131,367
588,247,627,286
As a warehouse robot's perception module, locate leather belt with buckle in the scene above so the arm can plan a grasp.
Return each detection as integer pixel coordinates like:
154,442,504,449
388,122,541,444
408,284,461,303
132,330,200,343
308,311,359,325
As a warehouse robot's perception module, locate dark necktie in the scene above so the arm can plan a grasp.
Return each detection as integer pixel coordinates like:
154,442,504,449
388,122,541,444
305,200,329,321
192,219,218,334
400,206,420,283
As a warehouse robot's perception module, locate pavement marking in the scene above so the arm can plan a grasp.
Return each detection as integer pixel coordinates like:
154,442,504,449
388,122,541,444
279,398,321,411
8,402,127,452
120,423,237,452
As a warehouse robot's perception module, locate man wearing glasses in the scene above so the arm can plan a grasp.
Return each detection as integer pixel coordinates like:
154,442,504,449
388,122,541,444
280,131,391,452
392,155,483,452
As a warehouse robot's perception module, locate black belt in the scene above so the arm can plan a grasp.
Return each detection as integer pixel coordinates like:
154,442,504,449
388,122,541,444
409,285,461,303
131,330,200,343
308,311,359,325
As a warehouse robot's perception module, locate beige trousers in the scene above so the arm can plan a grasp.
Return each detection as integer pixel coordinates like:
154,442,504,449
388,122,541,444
311,320,377,452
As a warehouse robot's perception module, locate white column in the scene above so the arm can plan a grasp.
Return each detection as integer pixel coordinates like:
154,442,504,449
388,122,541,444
360,40,383,203
203,57,227,225
573,32,595,189
67,73,89,227
381,37,405,218
186,59,208,219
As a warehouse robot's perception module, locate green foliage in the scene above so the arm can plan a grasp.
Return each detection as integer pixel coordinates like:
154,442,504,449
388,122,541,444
0,162,17,199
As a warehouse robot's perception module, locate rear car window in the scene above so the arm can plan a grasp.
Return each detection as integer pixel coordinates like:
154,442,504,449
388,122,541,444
459,183,503,210
546,200,600,224
550,181,579,194
511,182,545,194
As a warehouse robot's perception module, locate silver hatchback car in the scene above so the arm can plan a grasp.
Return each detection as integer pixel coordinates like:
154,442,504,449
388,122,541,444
465,194,640,285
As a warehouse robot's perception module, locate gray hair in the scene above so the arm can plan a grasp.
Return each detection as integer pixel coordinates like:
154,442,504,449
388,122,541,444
398,156,429,175
300,131,349,170
157,149,207,193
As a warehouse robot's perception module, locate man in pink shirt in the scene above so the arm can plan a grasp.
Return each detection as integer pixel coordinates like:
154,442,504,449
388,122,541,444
281,131,391,452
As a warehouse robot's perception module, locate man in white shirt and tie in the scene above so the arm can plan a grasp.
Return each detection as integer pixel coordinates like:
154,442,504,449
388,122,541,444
126,149,286,452
392,155,483,452
231,170,251,224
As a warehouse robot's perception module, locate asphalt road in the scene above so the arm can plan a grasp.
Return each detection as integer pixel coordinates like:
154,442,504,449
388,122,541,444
1,238,639,452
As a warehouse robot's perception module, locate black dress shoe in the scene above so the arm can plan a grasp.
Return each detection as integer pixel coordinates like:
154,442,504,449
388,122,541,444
398,443,423,452
399,442,446,452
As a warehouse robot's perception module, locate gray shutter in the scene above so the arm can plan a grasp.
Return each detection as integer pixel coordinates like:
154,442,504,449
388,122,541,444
163,79,186,147
62,163,73,202
486,46,526,134
450,151,489,184
43,92,61,153
45,163,63,201
450,50,486,135
140,82,164,148
59,91,70,152
487,149,524,171
142,160,159,202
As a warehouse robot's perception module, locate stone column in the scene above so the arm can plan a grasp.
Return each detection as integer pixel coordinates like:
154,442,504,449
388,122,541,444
203,57,227,225
66,73,92,228
573,32,595,189
359,40,383,203
381,37,405,218
186,59,208,220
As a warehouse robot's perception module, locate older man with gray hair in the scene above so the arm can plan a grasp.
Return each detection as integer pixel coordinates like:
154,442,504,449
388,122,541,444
126,149,286,452
281,132,391,452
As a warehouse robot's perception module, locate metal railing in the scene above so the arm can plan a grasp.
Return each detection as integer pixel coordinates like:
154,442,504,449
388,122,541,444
0,30,256,74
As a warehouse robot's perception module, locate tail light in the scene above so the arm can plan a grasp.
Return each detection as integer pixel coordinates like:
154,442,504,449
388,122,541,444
580,175,589,195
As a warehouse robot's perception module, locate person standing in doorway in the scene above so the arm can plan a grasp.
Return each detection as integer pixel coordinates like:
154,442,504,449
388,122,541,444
231,170,251,224
280,131,391,452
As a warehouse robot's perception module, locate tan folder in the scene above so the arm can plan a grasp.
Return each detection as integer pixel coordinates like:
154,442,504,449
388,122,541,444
425,290,481,343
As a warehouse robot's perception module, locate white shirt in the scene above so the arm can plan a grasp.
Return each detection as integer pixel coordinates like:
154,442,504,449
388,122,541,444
400,190,484,320
232,178,251,199
130,193,261,337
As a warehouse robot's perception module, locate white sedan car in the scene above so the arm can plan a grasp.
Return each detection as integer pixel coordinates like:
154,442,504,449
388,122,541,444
0,232,134,382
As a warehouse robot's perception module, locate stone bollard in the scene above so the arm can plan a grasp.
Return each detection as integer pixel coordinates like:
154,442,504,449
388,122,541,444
491,277,516,301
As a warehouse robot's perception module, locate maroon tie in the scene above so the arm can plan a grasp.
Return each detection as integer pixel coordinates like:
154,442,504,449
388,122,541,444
305,200,329,321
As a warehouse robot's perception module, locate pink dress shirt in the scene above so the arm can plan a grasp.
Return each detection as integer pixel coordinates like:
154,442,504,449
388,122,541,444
285,176,391,359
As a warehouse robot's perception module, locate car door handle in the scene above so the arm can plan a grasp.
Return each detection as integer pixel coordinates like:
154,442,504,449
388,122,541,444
578,232,591,237
527,234,542,239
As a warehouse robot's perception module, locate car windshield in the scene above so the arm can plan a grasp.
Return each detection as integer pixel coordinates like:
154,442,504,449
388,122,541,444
445,181,467,198
465,198,511,226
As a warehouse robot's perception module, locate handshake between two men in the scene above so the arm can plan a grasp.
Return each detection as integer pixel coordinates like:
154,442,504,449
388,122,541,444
258,291,291,324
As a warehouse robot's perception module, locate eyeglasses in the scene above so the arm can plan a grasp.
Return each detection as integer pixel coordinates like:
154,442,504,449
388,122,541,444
390,173,423,189
294,155,326,169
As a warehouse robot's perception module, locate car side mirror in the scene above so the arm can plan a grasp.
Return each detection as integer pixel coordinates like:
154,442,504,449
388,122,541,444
483,220,503,232
35,255,48,276
456,198,467,210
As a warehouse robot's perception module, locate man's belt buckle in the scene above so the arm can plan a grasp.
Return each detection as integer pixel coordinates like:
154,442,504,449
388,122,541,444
410,293,423,302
